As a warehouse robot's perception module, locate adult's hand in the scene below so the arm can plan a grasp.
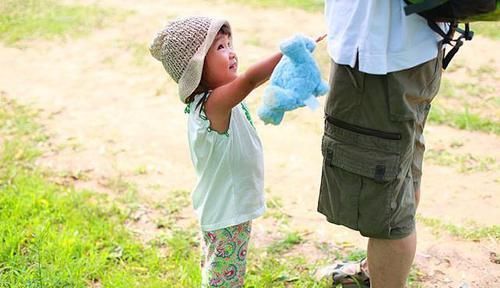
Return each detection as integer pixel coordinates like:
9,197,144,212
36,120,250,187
316,34,327,43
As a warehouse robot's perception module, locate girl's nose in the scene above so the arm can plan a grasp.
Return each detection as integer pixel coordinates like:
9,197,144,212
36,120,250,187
229,50,236,59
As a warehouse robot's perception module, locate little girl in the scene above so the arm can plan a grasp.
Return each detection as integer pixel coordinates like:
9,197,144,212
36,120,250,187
150,16,283,287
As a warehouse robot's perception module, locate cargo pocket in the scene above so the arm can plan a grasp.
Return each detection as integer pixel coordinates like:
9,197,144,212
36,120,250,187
323,116,401,182
319,116,403,237
387,55,442,122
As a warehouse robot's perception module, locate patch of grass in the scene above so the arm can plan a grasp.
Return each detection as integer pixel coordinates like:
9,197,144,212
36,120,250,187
408,267,425,288
124,41,151,67
134,165,148,175
0,0,126,44
246,251,330,287
445,59,466,73
343,248,366,262
425,149,497,173
0,170,175,287
471,21,500,40
418,215,500,241
149,229,202,287
230,0,323,12
102,174,138,203
163,189,190,214
428,104,500,134
0,95,42,181
149,190,191,230
54,136,83,152
147,183,162,191
149,227,330,288
0,98,176,287
264,194,291,223
244,35,263,47
267,231,303,254
471,63,497,78
456,82,496,98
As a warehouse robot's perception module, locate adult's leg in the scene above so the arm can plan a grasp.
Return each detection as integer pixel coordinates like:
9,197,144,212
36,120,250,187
367,231,417,288
367,102,428,288
366,54,442,287
412,103,432,209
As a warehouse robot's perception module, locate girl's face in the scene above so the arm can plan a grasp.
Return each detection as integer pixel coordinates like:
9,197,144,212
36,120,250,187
202,33,238,89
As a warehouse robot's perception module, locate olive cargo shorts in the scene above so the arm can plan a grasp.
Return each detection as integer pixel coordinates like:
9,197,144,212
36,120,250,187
318,56,442,239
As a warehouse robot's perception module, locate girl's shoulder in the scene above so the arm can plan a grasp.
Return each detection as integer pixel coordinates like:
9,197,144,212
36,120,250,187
186,91,210,116
187,91,234,137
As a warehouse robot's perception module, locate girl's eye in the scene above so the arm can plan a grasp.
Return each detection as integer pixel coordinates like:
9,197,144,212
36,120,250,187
217,44,224,50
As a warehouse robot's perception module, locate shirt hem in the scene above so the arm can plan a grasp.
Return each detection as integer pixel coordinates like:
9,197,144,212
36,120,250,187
200,206,266,232
329,37,439,75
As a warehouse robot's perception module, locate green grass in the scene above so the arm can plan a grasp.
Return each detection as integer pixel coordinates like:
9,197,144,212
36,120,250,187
428,104,500,134
101,174,138,203
471,21,500,40
0,97,179,287
148,229,201,287
0,170,174,287
264,195,291,223
425,149,497,173
0,0,124,44
418,215,500,241
343,249,366,262
267,231,303,254
438,76,496,101
127,41,151,67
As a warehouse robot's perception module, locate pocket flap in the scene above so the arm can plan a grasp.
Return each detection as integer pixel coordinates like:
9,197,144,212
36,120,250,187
323,134,400,183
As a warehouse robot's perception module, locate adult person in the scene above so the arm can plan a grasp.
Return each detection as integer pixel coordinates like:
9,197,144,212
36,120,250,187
317,0,443,287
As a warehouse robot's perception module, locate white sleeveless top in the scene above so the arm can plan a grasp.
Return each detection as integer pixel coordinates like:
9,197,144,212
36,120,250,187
324,0,441,74
186,93,265,231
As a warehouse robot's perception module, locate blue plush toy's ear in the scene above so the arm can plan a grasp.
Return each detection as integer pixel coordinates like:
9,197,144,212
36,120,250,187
280,35,305,58
280,34,316,58
304,37,316,53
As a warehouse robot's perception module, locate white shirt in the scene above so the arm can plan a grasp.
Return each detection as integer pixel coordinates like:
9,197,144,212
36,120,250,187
187,93,265,231
325,0,441,74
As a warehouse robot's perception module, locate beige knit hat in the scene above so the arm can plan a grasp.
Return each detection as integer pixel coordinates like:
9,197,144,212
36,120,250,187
150,16,231,103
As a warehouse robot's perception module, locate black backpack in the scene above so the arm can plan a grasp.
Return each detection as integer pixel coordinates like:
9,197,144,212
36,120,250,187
404,0,498,69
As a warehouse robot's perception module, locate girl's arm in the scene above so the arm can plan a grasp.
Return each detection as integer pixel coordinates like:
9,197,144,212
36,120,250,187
204,52,283,132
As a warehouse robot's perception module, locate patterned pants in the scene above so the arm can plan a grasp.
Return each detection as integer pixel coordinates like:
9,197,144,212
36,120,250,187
201,221,252,288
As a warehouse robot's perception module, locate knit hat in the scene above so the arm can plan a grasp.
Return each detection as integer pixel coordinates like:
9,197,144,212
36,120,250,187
150,16,231,103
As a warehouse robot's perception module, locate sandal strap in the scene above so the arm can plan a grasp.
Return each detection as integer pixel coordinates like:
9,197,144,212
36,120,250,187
331,260,370,286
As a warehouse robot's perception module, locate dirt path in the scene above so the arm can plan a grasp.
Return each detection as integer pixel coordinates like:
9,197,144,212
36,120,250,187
1,0,498,287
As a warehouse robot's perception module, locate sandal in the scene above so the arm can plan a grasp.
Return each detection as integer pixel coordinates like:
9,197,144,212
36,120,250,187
315,259,370,288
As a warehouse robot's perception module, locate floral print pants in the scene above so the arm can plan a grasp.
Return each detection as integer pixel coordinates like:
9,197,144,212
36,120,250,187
201,221,252,287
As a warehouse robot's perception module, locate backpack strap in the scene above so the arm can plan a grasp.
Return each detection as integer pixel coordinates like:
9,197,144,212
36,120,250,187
442,23,473,69
426,19,453,43
427,20,474,69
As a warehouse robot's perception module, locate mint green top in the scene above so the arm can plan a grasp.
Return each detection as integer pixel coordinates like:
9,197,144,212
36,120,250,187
186,92,265,231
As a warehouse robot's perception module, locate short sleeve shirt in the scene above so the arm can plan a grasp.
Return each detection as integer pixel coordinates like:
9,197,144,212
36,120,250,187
186,93,265,231
324,0,441,74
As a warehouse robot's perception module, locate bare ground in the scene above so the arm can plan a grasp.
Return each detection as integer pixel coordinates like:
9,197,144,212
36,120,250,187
1,0,499,287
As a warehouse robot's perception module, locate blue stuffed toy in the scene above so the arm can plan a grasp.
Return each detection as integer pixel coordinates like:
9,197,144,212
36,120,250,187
258,34,329,125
